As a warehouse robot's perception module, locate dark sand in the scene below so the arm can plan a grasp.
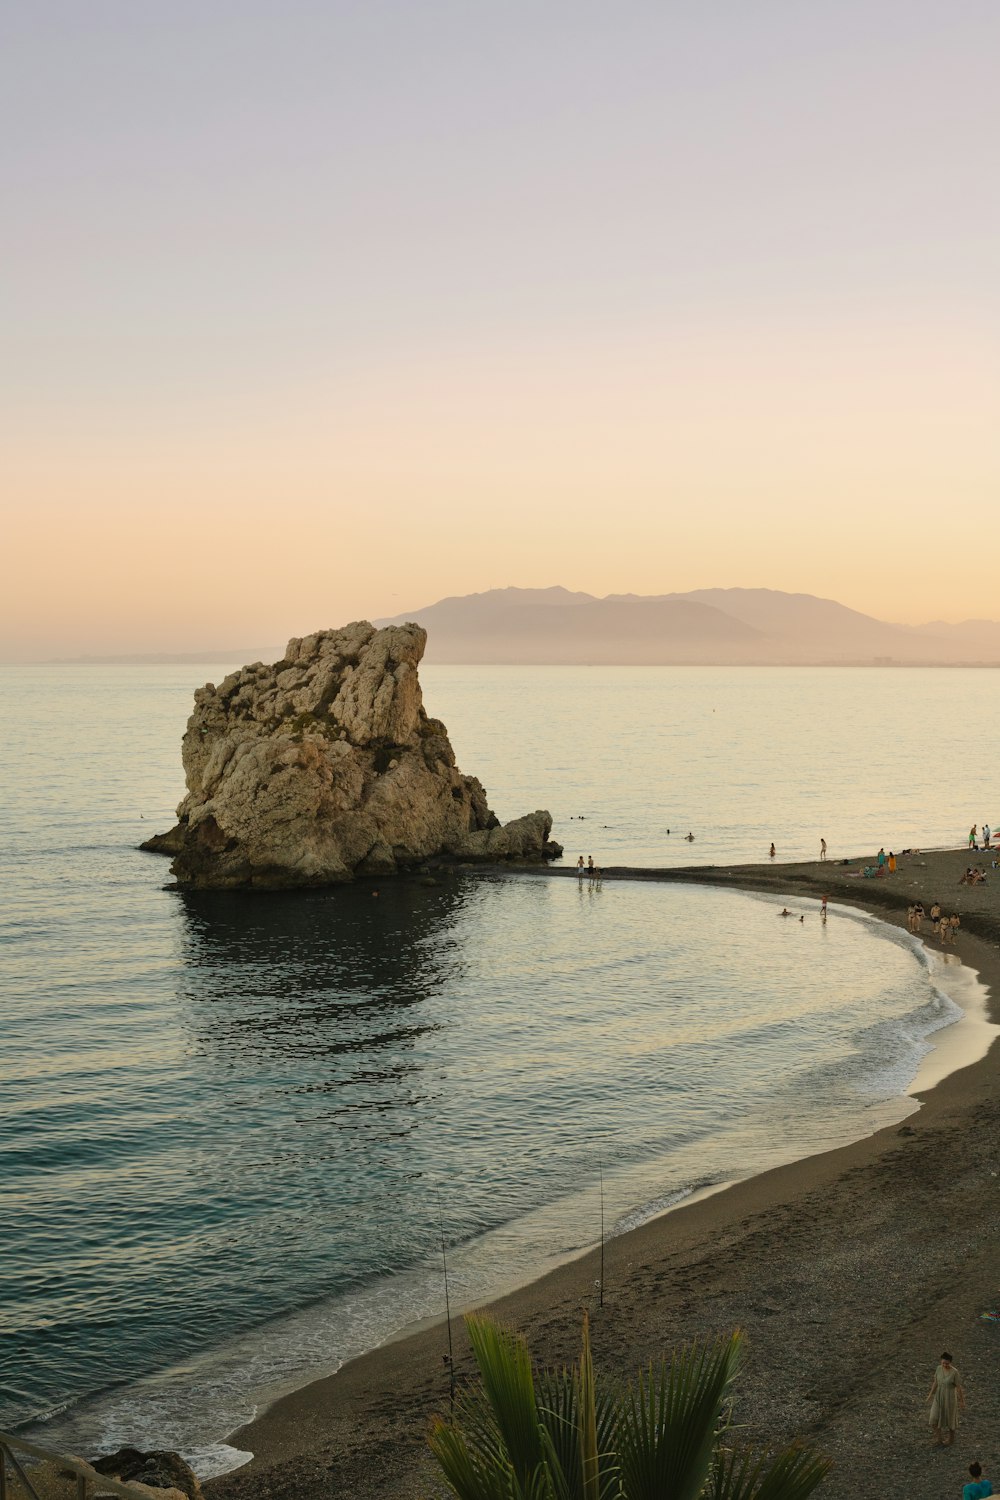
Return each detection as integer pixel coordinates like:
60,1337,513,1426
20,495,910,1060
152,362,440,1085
207,846,1000,1500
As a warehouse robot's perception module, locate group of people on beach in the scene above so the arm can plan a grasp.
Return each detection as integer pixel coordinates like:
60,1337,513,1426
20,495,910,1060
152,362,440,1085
906,902,961,944
575,855,602,886
926,1353,992,1497
969,824,991,850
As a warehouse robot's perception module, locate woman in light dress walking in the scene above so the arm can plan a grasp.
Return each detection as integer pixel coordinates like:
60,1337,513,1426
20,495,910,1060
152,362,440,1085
926,1351,964,1446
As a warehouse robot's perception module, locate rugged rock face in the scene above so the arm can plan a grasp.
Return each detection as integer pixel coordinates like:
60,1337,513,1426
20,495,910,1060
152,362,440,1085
91,1449,204,1500
144,621,561,888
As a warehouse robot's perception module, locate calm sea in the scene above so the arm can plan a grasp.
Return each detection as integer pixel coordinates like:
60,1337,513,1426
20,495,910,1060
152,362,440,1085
2,664,996,1472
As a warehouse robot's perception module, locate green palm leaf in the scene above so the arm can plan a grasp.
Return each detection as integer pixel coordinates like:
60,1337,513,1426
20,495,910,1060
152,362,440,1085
464,1314,550,1491
708,1442,831,1500
428,1317,828,1500
616,1332,743,1500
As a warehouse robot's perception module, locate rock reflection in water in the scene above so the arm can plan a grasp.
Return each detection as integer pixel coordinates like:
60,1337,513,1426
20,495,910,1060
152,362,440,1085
170,876,476,1304
176,876,466,1061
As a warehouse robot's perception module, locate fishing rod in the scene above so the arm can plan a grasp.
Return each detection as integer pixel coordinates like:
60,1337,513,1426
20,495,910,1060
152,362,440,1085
438,1193,456,1407
599,1158,605,1309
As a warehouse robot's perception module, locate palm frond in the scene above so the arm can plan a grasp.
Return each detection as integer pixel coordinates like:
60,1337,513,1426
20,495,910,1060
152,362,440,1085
535,1340,621,1500
708,1442,831,1500
428,1415,520,1500
464,1314,550,1493
617,1332,744,1500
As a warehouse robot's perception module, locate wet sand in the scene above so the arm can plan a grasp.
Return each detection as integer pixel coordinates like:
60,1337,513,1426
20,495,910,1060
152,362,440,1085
207,845,1000,1500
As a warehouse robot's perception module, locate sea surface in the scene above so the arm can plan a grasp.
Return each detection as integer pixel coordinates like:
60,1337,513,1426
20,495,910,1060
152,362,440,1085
2,663,997,1472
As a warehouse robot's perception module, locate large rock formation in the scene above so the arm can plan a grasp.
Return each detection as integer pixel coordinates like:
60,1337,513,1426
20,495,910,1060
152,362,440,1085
143,621,561,888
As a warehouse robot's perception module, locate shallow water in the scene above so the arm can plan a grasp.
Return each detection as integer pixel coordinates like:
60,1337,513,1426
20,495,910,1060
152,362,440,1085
2,663,995,1470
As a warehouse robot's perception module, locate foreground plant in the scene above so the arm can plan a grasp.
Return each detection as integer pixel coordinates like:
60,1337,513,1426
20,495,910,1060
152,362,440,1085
428,1313,829,1500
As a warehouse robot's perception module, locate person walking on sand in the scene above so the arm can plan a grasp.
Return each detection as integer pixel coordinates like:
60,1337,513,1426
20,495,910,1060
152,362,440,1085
877,847,886,874
888,851,897,874
964,1461,992,1499
926,1351,964,1446
820,837,827,861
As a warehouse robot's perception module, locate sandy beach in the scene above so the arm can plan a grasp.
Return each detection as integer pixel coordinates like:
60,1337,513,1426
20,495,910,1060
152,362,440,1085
206,845,1000,1500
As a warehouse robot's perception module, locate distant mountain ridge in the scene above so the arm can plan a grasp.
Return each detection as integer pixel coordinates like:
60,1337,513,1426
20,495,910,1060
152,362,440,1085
376,587,1000,665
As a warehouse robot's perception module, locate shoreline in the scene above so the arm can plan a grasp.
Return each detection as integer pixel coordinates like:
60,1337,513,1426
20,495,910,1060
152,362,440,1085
207,845,1000,1500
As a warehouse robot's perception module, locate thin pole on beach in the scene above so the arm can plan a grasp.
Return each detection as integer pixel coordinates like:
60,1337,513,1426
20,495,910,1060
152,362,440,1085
599,1158,605,1308
437,1194,456,1407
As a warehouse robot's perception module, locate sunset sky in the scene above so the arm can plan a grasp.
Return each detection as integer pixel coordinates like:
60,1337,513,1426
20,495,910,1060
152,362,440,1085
4,1,997,659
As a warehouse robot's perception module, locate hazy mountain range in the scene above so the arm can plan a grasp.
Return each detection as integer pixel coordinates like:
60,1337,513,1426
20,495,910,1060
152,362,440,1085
376,587,1000,666
49,588,1000,666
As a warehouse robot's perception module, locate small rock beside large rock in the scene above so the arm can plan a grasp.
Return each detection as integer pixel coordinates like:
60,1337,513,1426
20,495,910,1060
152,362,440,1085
143,621,561,888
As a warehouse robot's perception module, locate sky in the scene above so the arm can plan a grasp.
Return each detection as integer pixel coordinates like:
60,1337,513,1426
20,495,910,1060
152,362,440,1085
3,1,998,658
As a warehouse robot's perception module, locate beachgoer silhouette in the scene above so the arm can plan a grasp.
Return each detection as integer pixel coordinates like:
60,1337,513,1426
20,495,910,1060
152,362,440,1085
685,832,694,841
769,843,776,859
820,837,827,861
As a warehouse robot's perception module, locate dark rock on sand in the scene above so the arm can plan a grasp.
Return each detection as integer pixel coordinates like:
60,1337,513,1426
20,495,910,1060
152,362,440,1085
90,1450,203,1500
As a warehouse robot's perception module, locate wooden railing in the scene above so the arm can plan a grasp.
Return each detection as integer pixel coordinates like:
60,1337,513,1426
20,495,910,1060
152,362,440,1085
0,1434,158,1500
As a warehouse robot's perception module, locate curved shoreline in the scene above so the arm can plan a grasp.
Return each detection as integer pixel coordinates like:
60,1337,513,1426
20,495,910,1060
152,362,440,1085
208,846,1000,1500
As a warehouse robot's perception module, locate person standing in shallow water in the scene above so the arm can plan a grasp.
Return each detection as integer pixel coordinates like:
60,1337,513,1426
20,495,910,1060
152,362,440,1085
769,843,776,859
820,837,827,861
926,1351,964,1445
